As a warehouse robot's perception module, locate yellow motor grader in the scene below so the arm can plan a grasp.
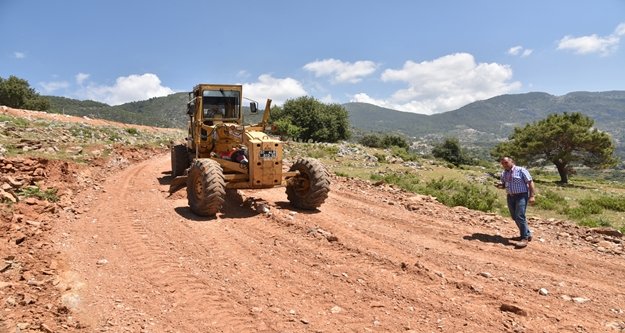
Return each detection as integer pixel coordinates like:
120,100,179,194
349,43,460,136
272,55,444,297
170,83,330,216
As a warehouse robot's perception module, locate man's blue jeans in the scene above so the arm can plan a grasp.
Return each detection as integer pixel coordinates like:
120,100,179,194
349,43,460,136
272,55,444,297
507,192,531,239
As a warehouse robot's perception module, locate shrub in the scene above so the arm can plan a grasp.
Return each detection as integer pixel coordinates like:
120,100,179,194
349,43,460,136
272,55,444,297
18,186,59,202
390,146,418,161
381,134,409,149
564,198,604,219
373,153,387,163
593,195,625,212
578,217,612,228
421,177,499,212
536,189,568,211
335,171,348,177
359,134,382,148
370,172,421,193
431,137,465,166
306,144,339,159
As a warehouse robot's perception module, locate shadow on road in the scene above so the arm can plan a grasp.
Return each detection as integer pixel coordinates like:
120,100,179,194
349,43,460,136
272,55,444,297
274,201,321,215
172,189,259,221
173,206,215,221
463,233,517,248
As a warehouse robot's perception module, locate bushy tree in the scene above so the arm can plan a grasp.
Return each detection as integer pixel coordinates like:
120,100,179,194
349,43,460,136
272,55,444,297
359,133,408,149
381,134,409,149
359,133,382,148
491,112,617,183
432,137,464,166
0,75,50,111
270,96,350,143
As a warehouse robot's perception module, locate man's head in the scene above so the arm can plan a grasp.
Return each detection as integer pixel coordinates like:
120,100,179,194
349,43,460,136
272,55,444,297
500,157,515,170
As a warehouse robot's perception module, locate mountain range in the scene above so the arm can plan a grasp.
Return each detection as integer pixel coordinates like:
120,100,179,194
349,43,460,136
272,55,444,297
46,91,625,159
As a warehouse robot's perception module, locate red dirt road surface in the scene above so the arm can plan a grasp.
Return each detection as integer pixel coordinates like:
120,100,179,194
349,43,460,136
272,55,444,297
48,154,625,332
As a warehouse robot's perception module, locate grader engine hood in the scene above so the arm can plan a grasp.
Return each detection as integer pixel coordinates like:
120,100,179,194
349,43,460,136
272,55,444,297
245,131,283,188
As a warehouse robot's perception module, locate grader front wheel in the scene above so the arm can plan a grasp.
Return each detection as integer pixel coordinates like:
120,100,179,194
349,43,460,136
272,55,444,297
286,158,330,210
187,159,225,216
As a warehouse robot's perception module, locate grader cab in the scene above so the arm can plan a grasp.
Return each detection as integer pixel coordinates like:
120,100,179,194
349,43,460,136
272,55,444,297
170,84,330,216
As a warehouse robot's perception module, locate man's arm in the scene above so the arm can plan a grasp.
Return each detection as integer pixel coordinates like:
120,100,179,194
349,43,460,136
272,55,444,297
527,180,536,204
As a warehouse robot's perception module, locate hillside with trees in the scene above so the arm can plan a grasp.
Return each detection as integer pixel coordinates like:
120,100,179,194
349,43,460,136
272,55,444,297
345,91,625,159
3,75,622,160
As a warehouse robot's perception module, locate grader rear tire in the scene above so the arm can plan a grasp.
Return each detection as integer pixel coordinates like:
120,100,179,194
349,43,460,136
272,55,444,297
286,158,330,210
187,159,225,216
171,144,190,177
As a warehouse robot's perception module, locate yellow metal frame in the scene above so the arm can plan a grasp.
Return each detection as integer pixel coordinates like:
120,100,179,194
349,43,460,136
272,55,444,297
176,83,295,190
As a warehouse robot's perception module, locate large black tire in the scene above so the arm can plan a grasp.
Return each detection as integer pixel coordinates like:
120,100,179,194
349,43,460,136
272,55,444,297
187,159,226,216
171,144,190,177
286,158,330,210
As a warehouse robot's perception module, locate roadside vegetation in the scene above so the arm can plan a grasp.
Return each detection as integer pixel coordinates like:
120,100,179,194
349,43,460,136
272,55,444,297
0,113,183,162
285,140,625,234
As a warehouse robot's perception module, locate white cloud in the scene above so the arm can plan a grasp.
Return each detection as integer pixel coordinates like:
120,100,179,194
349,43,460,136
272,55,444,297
243,74,307,106
78,73,175,105
351,53,521,115
508,46,533,57
39,81,69,94
236,70,250,79
13,52,25,59
557,22,625,56
319,94,335,104
303,58,378,83
75,73,90,85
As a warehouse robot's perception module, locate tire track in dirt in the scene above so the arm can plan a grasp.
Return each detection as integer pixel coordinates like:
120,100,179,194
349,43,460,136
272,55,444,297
70,157,263,332
248,178,625,331
234,188,504,331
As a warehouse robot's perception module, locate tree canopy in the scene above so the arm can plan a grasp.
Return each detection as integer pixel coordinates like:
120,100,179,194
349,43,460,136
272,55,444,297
359,133,409,149
0,75,50,111
432,137,465,166
270,96,350,143
491,112,617,183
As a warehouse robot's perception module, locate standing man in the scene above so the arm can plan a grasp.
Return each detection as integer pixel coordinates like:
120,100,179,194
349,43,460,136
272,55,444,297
497,157,536,248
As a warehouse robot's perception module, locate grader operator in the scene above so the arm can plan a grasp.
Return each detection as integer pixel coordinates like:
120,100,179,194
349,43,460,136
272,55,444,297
170,84,330,216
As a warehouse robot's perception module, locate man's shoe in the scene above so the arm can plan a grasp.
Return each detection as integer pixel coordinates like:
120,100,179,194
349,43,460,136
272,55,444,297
527,236,533,242
516,239,528,248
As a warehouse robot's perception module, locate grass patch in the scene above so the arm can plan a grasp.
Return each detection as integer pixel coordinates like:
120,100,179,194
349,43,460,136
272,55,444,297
370,171,500,212
18,186,59,202
389,146,419,161
536,189,568,211
0,114,30,127
578,217,612,228
421,177,500,212
371,171,421,193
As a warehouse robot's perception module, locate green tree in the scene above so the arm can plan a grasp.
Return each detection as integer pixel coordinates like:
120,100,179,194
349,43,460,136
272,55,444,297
270,96,350,143
491,112,617,183
0,75,50,111
432,137,464,166
359,133,382,148
381,134,409,149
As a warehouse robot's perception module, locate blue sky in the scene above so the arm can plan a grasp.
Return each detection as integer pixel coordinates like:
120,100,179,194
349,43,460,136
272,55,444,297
1,0,624,115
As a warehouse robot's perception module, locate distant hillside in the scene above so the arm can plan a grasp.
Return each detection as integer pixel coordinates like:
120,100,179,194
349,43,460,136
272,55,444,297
44,90,625,159
345,91,625,158
46,93,263,128
47,93,189,128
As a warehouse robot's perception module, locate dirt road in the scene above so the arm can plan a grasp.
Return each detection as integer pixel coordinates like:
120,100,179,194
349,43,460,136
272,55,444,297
44,153,624,332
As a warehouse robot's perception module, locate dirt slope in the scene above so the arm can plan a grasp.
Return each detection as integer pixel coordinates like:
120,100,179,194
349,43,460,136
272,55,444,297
43,153,624,332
